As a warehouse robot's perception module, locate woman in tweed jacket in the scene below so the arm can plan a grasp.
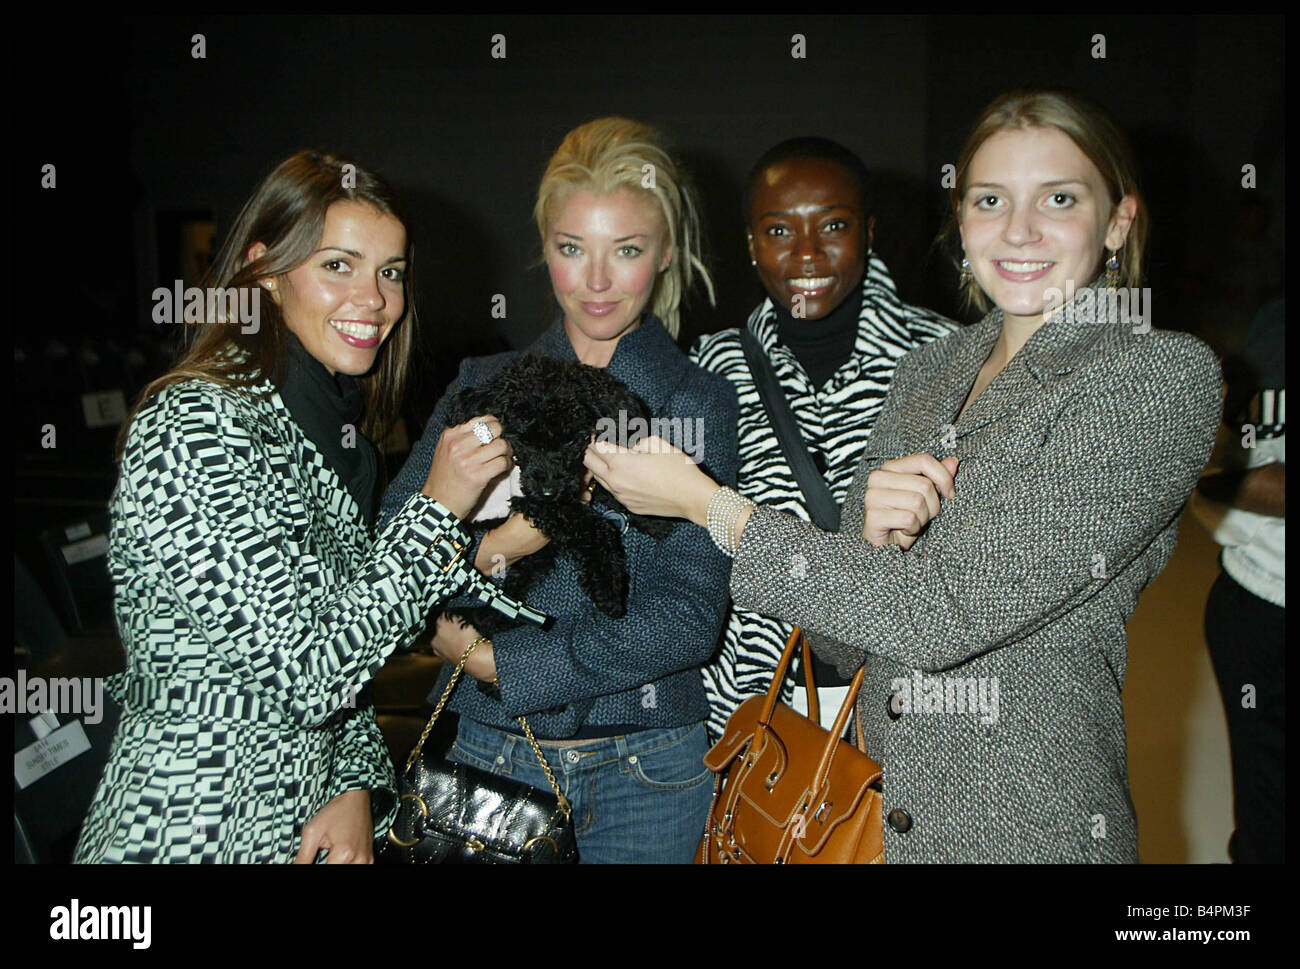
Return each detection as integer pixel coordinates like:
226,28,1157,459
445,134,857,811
76,152,541,864
588,90,1224,862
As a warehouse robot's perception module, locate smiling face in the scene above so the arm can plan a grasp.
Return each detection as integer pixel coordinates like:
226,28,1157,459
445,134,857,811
545,187,672,367
958,126,1134,327
257,200,408,377
748,158,872,320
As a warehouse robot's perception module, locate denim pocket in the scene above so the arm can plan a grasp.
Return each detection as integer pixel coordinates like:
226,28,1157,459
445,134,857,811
448,739,507,776
628,729,711,792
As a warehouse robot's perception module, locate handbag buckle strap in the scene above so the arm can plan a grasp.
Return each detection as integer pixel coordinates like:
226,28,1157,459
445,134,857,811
401,636,570,815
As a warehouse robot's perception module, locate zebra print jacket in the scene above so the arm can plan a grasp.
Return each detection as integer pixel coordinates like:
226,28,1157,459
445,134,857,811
690,255,955,739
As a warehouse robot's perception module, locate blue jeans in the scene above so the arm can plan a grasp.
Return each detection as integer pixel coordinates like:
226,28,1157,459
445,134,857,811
450,719,713,864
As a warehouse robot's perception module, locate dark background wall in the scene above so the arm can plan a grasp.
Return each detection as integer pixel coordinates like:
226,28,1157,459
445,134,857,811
15,13,1285,494
11,14,1284,866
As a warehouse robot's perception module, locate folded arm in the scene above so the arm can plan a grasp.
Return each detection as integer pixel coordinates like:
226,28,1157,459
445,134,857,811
730,338,1224,673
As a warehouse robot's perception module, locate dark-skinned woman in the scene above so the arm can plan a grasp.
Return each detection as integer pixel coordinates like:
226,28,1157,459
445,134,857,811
691,138,954,740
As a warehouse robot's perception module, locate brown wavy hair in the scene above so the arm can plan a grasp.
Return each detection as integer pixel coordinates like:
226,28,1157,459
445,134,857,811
940,88,1149,315
115,149,417,461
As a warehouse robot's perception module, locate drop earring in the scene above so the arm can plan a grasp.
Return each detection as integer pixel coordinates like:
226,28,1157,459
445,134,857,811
1105,250,1121,290
959,256,972,283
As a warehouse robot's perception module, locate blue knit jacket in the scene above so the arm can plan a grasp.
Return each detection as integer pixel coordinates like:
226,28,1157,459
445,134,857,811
378,316,739,737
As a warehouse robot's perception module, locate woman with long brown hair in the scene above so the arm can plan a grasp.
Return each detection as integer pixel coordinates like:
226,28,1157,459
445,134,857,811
77,150,543,863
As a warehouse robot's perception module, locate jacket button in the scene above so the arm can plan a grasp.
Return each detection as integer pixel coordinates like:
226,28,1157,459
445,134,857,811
886,693,904,720
887,808,913,833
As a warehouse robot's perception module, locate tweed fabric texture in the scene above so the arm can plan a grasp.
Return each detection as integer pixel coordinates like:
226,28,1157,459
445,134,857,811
691,256,955,739
76,377,480,863
730,285,1223,862
380,317,739,737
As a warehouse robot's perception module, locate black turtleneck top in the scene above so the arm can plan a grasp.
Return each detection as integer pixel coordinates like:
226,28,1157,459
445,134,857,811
277,332,380,528
772,282,864,391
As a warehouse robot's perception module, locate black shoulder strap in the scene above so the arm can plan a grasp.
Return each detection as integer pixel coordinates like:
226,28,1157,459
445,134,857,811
740,327,841,532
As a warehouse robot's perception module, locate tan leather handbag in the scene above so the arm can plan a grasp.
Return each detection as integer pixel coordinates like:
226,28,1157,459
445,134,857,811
697,627,884,864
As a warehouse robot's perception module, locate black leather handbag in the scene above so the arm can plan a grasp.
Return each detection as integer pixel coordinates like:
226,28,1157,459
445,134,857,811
379,638,578,864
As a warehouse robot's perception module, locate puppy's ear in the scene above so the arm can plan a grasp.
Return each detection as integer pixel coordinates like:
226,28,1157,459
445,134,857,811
446,382,497,428
628,511,674,539
619,384,652,424
573,370,610,427
594,371,645,424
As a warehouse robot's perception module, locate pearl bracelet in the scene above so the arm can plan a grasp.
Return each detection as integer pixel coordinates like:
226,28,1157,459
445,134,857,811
706,486,756,557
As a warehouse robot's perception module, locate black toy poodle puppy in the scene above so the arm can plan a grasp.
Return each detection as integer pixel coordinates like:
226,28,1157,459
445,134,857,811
443,355,673,639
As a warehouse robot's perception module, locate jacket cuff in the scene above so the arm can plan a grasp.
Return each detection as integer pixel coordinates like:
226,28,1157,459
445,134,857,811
386,493,476,588
323,764,397,835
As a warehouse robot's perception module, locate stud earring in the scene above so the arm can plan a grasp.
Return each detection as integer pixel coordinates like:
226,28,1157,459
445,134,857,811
1105,250,1121,290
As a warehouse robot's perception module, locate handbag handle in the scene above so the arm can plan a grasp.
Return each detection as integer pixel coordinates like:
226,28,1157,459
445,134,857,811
405,637,571,819
758,627,827,728
756,627,865,787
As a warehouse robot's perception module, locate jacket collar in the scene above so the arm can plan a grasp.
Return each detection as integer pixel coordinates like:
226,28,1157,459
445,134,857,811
890,276,1119,451
524,314,688,415
205,342,370,542
1017,276,1121,382
745,252,909,389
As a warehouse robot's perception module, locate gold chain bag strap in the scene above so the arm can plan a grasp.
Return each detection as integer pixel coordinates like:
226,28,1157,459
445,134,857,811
380,637,578,863
696,627,884,864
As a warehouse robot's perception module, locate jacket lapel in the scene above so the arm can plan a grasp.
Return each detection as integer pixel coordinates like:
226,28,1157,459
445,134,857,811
264,387,368,553
526,315,689,417
1018,280,1117,384
887,314,1003,454
606,317,690,416
912,280,1119,453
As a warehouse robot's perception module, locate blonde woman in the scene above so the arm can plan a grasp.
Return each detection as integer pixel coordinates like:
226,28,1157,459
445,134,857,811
379,118,738,863
77,151,538,864
587,90,1223,862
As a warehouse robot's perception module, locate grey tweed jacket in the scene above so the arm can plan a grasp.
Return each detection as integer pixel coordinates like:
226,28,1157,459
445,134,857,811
729,284,1223,863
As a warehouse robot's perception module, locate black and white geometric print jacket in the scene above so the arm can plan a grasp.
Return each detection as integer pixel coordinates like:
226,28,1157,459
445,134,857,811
75,373,530,863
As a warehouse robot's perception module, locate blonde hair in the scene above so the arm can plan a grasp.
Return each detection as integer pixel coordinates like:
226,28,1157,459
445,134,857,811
943,88,1148,314
533,117,714,339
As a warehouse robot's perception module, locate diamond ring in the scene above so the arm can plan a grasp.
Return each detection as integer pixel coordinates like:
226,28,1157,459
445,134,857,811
471,420,495,445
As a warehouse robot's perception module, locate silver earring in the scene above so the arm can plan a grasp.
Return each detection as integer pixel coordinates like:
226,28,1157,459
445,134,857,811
1105,250,1121,290
959,256,972,283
